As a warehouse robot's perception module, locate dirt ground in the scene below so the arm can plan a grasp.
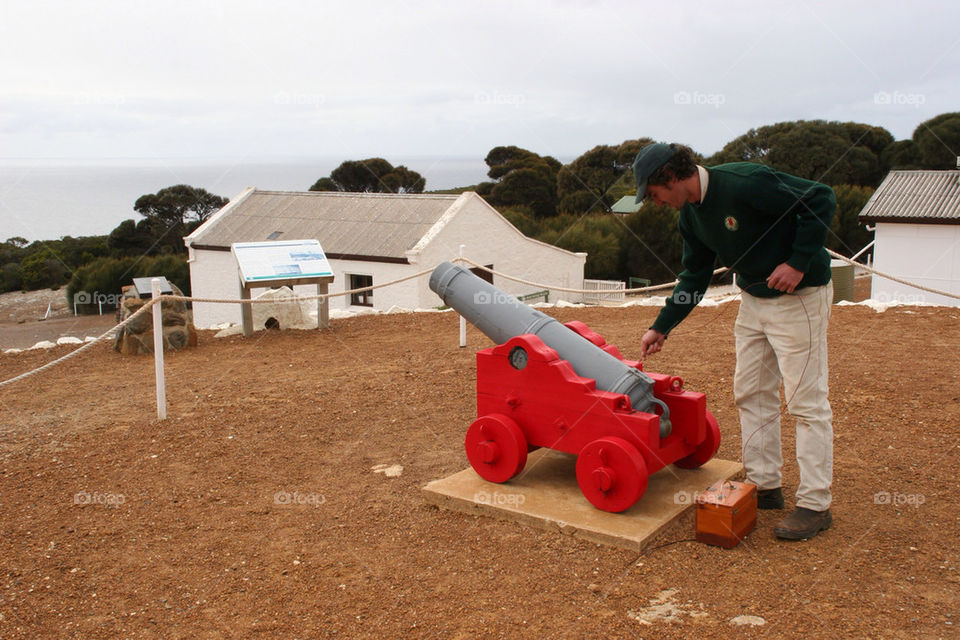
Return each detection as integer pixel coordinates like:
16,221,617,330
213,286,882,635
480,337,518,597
1,278,958,639
0,288,116,350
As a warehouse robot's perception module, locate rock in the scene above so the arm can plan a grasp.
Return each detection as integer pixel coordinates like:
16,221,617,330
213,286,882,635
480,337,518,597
730,615,766,626
31,341,57,350
113,284,197,355
214,325,243,339
56,336,83,345
372,464,403,477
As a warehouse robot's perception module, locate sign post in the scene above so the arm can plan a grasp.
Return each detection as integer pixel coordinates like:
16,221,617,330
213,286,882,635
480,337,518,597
231,240,336,337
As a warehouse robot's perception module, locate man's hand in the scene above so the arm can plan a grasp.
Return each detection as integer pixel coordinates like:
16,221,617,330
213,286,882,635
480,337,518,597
640,329,666,359
766,262,804,293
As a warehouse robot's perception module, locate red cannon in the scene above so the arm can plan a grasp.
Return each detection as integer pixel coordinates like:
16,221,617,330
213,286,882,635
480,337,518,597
466,321,720,512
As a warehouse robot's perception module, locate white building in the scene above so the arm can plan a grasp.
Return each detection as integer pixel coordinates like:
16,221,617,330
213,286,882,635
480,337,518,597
859,168,960,306
184,188,587,327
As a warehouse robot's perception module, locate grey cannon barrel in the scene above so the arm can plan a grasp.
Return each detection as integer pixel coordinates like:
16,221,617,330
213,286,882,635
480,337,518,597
429,261,671,436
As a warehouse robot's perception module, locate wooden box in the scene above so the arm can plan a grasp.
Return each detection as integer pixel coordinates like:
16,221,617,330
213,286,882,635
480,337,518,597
695,480,757,548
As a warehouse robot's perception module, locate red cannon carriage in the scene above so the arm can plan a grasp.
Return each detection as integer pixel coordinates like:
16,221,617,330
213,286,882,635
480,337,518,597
467,321,720,512
428,261,720,513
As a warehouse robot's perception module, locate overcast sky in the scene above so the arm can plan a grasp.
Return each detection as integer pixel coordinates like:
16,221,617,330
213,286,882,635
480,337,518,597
1,0,958,163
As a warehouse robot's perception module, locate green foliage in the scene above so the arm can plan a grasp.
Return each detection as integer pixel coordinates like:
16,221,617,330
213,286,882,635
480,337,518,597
912,112,960,169
556,138,655,214
880,139,921,170
108,219,156,257
66,254,190,313
133,184,228,254
134,185,228,226
498,206,543,238
828,185,875,258
0,236,111,293
535,214,625,279
621,204,683,285
708,120,892,187
0,262,22,292
480,146,561,217
310,158,425,193
310,177,338,192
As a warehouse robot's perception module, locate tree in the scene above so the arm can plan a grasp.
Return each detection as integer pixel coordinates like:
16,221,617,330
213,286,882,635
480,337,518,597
20,247,70,290
108,219,156,257
134,184,228,227
536,214,625,279
880,139,922,171
479,146,561,217
912,112,960,169
827,185,875,259
557,138,655,214
133,185,228,254
309,158,425,193
621,204,683,285
708,120,893,187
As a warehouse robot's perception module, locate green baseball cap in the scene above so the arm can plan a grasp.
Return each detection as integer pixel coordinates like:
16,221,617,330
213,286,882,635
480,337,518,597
633,143,676,203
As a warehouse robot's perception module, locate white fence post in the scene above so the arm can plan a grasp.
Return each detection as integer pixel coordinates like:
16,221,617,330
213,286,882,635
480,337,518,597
151,278,167,420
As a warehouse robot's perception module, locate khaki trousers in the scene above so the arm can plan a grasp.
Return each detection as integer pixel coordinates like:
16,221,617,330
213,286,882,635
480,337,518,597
733,282,833,511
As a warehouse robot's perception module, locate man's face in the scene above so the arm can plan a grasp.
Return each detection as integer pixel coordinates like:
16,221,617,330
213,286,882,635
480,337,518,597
645,179,685,210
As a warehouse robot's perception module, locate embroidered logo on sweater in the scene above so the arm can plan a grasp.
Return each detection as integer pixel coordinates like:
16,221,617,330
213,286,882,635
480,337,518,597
724,216,739,231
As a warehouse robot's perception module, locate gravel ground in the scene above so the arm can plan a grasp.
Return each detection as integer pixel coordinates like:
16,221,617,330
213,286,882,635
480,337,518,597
1,278,958,639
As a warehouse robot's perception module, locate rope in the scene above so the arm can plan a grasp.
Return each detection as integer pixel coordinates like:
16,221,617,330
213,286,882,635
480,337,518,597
0,297,159,388
2,249,957,389
458,258,729,295
162,265,440,305
0,265,441,389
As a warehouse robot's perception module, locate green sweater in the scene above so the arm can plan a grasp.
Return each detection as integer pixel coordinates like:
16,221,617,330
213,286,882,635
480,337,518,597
651,162,836,336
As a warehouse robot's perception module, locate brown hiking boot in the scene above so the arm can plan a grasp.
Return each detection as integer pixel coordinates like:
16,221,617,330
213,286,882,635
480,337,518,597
774,507,832,540
757,487,784,510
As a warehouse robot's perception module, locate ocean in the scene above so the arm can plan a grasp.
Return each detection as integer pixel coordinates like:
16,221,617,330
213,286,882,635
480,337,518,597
0,156,492,243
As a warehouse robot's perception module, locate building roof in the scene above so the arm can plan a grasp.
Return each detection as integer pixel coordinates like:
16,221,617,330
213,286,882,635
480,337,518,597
185,189,464,261
859,170,960,224
610,195,642,214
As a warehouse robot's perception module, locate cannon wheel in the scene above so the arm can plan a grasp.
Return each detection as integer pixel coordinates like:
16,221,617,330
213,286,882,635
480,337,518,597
674,410,722,469
575,437,648,513
465,414,528,483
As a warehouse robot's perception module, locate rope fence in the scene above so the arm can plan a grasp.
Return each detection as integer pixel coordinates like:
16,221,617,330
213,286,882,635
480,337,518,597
2,251,958,394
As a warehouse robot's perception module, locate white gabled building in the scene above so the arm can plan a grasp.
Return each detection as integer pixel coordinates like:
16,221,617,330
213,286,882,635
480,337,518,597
858,168,960,306
184,188,586,327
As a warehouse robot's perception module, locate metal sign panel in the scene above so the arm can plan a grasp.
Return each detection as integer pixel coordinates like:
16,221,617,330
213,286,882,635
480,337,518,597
232,239,334,283
132,276,173,298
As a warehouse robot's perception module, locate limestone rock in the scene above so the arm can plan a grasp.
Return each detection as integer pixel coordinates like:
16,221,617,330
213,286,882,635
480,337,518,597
113,283,197,355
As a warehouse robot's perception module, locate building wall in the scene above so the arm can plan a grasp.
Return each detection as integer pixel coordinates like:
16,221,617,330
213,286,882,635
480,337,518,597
187,192,587,327
414,193,586,307
870,222,960,306
188,249,429,328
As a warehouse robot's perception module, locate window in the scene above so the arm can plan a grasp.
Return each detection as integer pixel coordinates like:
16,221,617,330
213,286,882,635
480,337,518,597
349,274,373,306
470,265,494,284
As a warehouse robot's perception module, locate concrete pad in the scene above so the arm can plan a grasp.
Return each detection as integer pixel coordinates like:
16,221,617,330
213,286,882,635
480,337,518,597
423,449,742,551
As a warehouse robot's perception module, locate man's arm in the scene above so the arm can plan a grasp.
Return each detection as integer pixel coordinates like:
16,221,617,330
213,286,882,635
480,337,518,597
645,213,717,355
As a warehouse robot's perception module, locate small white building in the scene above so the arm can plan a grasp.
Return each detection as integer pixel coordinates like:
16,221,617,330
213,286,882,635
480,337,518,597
859,168,960,306
184,188,587,327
